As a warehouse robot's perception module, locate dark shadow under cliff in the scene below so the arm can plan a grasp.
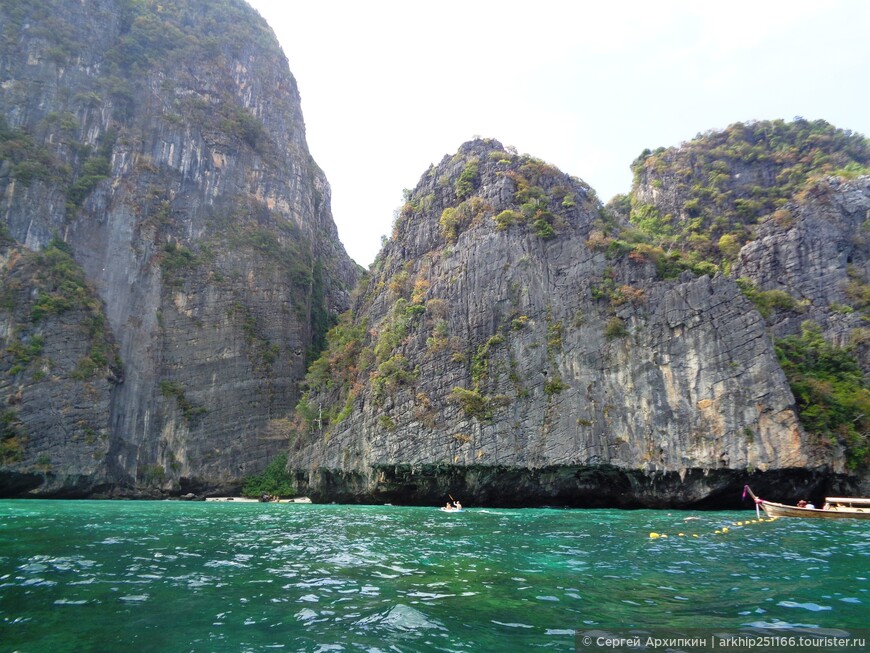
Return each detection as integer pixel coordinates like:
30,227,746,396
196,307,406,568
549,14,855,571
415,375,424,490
291,464,862,510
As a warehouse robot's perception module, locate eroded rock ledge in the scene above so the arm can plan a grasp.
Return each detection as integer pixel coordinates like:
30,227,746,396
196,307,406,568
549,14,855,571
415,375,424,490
290,464,860,510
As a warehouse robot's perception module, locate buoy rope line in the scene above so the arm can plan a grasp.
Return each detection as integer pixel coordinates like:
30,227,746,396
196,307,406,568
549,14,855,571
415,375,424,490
649,516,778,539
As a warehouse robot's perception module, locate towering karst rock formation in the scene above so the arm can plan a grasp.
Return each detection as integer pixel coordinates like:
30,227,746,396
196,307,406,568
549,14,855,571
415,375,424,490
284,128,870,506
628,119,870,352
0,0,358,496
2,1,867,505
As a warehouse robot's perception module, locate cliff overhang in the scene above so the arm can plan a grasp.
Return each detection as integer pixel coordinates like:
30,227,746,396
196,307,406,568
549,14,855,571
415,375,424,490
290,463,856,510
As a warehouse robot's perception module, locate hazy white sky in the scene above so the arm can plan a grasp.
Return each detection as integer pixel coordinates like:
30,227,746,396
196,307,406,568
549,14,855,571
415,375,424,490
246,0,870,266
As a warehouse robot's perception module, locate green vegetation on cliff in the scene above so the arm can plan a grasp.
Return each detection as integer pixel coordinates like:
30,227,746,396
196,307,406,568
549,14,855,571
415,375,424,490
629,118,870,262
306,131,870,487
159,380,207,424
294,311,371,433
241,453,296,497
1,409,26,464
0,0,278,217
0,116,63,187
426,145,595,245
775,322,870,470
1,0,358,498
597,121,870,470
0,236,118,468
0,239,117,382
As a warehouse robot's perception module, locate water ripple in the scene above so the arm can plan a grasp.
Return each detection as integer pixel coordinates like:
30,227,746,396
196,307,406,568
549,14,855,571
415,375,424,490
0,501,867,651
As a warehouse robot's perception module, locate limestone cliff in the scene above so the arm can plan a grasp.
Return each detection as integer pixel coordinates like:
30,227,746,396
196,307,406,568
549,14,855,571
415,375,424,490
3,6,866,506
284,139,855,507
0,0,358,496
627,120,870,355
731,176,870,348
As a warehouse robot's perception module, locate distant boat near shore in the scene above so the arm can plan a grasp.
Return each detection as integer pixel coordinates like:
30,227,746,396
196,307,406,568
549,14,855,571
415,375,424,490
744,485,870,519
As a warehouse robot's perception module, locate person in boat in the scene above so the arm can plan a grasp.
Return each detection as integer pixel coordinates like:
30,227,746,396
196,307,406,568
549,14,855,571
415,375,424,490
444,502,454,511
806,501,816,509
453,500,462,510
797,500,808,508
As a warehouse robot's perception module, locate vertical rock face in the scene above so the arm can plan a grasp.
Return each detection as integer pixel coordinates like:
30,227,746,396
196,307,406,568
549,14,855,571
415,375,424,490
0,235,117,495
0,0,358,496
3,13,864,505
627,120,870,358
732,177,870,348
623,120,870,489
285,139,841,507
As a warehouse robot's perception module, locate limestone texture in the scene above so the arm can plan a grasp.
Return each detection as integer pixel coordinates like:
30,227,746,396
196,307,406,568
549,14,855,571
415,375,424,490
284,139,867,506
2,5,867,505
0,0,358,496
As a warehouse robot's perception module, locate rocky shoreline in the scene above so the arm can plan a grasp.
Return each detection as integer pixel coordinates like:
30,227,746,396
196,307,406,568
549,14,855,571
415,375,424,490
285,464,865,510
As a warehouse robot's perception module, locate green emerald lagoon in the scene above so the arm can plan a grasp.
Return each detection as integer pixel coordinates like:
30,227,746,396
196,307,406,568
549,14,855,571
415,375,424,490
1,501,867,651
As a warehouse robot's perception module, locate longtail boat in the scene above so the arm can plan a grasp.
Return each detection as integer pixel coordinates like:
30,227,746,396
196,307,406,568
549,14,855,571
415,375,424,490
743,485,870,519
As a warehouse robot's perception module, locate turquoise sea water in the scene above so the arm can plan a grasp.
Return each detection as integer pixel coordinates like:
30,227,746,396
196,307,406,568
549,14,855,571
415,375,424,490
0,501,867,652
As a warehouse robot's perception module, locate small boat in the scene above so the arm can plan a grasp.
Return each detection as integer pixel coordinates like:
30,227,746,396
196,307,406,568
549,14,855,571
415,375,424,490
440,507,463,513
743,485,870,520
